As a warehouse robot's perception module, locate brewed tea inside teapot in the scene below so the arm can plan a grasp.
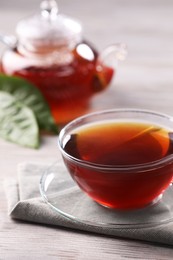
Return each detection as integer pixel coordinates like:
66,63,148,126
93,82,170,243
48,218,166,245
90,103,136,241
0,0,127,124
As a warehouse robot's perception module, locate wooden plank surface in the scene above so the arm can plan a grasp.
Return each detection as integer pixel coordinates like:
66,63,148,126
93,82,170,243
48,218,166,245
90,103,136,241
1,0,173,259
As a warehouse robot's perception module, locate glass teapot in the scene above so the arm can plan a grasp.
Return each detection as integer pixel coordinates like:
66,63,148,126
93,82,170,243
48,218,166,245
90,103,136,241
0,0,127,125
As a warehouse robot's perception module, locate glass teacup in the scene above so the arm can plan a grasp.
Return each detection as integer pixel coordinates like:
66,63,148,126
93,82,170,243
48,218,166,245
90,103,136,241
58,109,173,210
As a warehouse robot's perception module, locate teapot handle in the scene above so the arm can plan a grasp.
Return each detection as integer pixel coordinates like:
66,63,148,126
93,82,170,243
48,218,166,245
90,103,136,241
0,33,17,48
97,43,127,69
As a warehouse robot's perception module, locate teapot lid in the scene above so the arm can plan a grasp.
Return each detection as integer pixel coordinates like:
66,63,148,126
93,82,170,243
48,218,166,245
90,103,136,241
16,0,82,53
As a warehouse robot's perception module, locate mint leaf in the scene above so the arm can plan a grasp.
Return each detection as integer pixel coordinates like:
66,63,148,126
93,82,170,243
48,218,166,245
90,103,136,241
0,74,58,134
0,91,39,148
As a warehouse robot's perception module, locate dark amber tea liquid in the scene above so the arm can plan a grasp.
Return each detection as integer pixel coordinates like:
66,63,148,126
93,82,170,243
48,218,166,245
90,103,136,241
62,121,173,209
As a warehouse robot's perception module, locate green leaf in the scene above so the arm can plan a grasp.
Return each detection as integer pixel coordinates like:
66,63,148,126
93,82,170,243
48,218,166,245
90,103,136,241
0,91,39,148
0,74,58,134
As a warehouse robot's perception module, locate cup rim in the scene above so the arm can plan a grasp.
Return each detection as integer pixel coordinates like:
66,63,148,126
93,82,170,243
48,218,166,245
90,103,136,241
58,108,173,173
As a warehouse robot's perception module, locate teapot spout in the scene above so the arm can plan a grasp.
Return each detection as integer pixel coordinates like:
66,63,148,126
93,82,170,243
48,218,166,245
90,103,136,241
93,43,127,92
98,43,127,68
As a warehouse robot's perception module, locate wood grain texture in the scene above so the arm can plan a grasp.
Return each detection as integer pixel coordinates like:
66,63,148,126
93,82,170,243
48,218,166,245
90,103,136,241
1,0,173,259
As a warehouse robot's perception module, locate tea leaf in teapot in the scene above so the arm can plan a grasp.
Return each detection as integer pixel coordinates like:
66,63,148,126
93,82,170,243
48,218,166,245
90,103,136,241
92,65,114,92
0,74,58,134
0,91,39,148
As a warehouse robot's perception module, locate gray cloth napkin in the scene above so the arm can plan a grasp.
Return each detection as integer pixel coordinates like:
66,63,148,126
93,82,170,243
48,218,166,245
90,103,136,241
4,161,173,245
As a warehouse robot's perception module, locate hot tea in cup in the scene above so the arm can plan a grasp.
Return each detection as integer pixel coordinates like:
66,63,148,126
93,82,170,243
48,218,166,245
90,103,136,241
58,109,173,210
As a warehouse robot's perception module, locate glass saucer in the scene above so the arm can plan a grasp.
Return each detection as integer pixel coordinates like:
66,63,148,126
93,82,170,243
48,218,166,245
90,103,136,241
39,161,173,229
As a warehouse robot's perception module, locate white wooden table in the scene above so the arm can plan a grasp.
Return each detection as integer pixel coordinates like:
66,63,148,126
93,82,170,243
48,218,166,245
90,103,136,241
1,0,173,259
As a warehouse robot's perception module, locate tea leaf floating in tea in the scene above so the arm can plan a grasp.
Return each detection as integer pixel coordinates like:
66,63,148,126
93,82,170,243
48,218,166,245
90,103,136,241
126,126,161,142
0,91,39,148
0,74,58,134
